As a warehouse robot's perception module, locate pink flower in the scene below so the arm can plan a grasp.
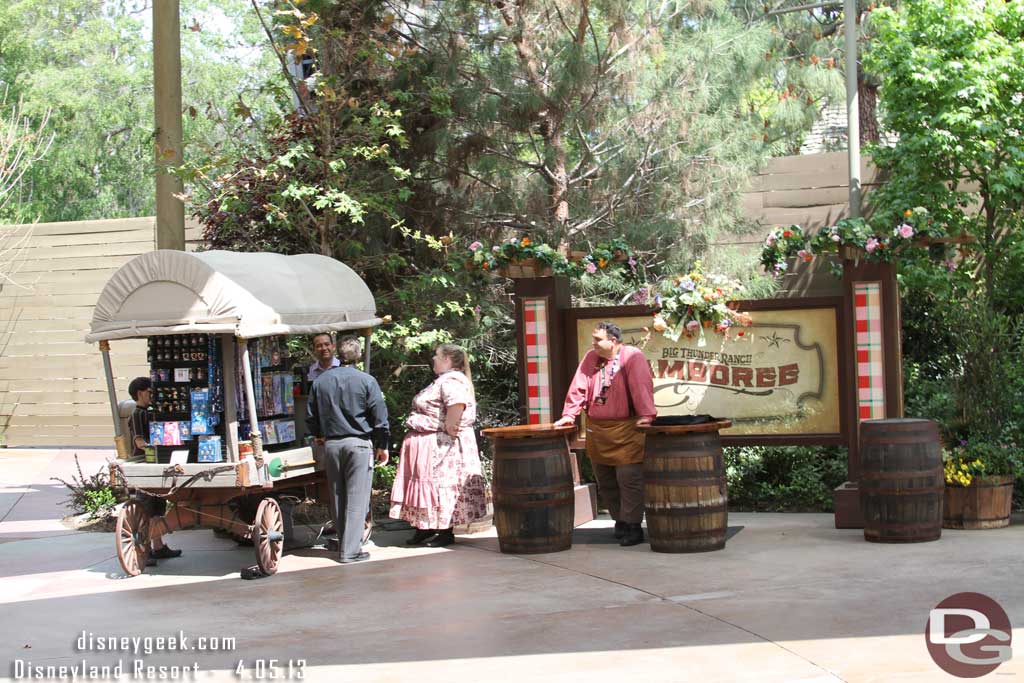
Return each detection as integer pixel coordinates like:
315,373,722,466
469,241,483,252
831,233,841,242
797,249,813,262
585,262,597,274
944,259,958,272
865,238,879,253
897,223,915,239
766,236,776,247
685,320,700,332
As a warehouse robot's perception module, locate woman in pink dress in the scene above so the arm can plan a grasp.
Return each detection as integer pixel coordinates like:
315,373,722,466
389,344,488,547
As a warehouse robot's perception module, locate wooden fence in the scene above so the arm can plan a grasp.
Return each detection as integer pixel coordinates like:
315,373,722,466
719,151,881,255
0,217,202,447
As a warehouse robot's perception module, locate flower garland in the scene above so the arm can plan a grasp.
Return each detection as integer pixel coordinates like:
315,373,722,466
463,236,640,280
759,208,942,278
651,262,752,346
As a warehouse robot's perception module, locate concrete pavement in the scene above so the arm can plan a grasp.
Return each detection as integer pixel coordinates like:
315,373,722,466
1,449,1022,682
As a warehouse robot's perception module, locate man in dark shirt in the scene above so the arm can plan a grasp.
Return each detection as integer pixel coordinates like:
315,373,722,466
127,376,182,564
306,336,390,564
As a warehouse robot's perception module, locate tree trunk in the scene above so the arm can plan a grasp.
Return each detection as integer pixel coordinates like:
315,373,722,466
858,74,881,144
547,126,570,240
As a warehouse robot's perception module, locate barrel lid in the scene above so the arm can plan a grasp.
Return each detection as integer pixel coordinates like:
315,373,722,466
636,420,732,434
481,423,577,439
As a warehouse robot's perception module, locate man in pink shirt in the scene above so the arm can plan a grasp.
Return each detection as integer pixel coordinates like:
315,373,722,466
555,321,656,546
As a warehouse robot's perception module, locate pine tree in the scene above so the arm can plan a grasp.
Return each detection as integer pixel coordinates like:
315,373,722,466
391,0,776,267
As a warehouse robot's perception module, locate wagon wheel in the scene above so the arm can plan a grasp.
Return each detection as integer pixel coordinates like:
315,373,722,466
252,498,284,577
116,501,151,577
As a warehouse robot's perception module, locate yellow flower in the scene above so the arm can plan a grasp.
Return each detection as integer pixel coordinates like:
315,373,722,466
904,209,913,218
520,237,531,247
598,257,607,268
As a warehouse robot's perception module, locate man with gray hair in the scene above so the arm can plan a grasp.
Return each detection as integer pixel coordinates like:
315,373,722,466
306,335,390,563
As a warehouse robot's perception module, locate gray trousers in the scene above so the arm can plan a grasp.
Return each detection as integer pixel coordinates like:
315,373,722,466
323,437,373,560
593,463,645,524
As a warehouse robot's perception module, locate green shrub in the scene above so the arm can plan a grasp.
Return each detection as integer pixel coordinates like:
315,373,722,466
724,446,847,512
52,455,127,518
82,488,118,518
373,462,397,492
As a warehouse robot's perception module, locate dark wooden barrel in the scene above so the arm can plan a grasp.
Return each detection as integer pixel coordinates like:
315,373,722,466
859,418,944,543
481,424,576,554
637,421,732,553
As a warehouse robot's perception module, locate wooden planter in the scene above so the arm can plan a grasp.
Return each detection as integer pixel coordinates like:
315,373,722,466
499,258,553,278
839,243,865,261
943,475,1014,529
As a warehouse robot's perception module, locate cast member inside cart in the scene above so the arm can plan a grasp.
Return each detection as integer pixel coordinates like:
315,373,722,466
127,376,183,565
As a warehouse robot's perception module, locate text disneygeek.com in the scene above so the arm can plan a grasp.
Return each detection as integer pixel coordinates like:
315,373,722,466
8,630,306,680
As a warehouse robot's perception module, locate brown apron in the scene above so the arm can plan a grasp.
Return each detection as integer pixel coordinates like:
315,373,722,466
586,417,646,466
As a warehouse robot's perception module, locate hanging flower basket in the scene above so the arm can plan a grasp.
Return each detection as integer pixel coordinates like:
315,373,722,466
499,258,553,278
943,475,1014,529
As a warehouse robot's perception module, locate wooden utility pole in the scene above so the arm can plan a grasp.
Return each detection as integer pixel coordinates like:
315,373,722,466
153,0,186,250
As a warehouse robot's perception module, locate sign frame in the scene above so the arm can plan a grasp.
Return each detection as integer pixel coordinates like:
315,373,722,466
563,296,852,447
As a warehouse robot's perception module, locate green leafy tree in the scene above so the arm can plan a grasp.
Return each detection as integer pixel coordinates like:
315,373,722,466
0,0,281,222
865,0,1024,301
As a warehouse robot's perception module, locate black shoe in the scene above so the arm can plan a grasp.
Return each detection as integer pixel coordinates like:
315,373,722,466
619,524,645,547
613,521,627,539
240,565,265,580
406,529,437,546
151,546,182,559
340,551,370,564
426,529,454,548
325,538,340,552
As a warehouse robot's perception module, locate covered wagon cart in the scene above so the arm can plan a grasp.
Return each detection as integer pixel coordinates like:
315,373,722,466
86,250,383,578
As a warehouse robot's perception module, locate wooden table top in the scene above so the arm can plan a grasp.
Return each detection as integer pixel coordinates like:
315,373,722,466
481,423,578,439
635,420,732,434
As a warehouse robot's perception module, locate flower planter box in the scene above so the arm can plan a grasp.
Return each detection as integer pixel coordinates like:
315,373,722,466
839,244,865,261
943,475,1014,529
499,258,553,278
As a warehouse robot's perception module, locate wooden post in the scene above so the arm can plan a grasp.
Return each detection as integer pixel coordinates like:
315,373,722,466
221,335,239,463
239,340,263,463
153,0,185,251
100,340,132,458
363,330,373,371
511,276,596,525
834,258,904,528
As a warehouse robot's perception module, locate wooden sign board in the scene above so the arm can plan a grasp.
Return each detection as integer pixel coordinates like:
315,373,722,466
567,298,849,446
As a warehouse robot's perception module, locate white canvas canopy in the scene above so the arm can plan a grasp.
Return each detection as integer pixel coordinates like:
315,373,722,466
86,250,381,342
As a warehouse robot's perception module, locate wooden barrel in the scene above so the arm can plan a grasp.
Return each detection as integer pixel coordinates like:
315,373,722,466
859,418,944,543
482,424,576,554
637,421,732,553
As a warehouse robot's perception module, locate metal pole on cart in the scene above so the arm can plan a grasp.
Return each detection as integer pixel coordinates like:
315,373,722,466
100,340,132,459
